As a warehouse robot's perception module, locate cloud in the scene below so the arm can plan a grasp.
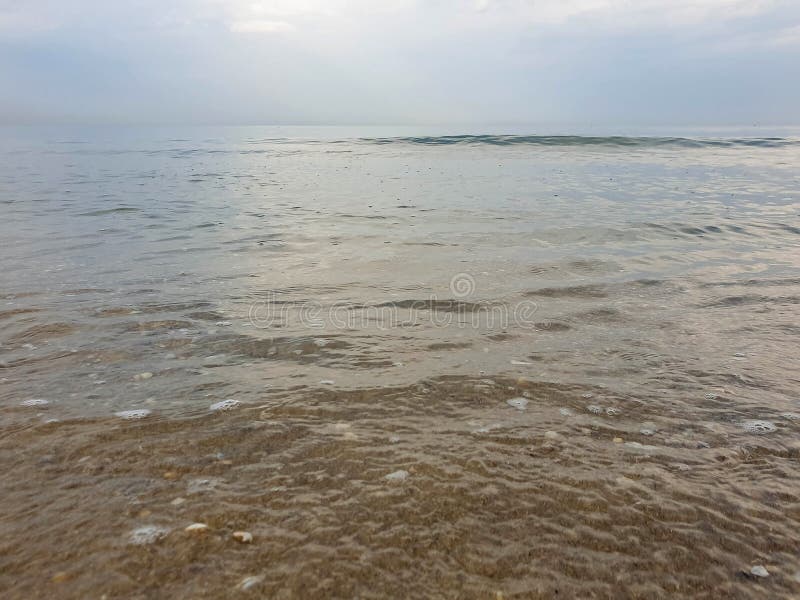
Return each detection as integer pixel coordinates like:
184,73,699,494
228,19,294,34
0,0,798,125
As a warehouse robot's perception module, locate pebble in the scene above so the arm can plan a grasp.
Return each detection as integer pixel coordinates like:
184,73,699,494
640,428,655,436
384,469,410,482
544,431,560,440
52,571,70,584
170,497,186,506
128,525,169,545
114,409,152,420
319,380,335,385
510,360,531,365
210,399,240,412
185,523,209,533
233,531,253,543
750,565,769,578
506,397,528,411
20,399,49,407
613,437,623,443
133,372,153,381
741,420,777,435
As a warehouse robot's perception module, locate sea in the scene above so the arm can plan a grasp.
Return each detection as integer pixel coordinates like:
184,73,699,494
1,125,799,598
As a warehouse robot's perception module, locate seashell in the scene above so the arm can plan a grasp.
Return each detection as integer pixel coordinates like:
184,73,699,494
384,469,409,482
233,531,253,543
506,397,528,411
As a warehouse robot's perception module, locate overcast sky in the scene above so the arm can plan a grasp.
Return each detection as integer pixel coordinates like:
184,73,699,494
1,0,799,126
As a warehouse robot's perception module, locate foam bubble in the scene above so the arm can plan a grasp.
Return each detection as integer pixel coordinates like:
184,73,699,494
506,397,528,411
741,420,777,434
20,399,49,407
210,399,240,412
114,409,152,420
128,525,169,545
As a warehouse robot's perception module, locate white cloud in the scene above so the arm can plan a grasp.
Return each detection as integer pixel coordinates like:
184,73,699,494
228,19,294,33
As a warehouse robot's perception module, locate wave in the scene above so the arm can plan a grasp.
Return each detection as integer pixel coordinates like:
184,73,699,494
359,134,799,148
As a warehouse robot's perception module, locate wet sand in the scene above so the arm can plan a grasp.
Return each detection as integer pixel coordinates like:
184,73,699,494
3,377,800,598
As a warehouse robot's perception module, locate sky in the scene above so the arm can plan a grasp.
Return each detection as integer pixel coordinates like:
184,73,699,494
1,0,799,126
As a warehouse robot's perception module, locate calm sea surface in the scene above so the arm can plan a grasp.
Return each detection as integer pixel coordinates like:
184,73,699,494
1,126,799,598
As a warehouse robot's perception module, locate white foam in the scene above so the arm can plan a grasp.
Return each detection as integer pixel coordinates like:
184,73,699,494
741,420,777,434
210,399,240,412
115,409,152,420
20,399,49,407
129,525,169,545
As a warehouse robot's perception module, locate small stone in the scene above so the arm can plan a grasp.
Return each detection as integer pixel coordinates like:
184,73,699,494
20,399,49,407
384,469,410,482
185,523,209,533
640,428,655,436
114,409,152,420
506,397,528,411
697,441,710,449
170,497,186,506
613,437,623,443
544,431,560,440
210,399,240,412
128,525,169,545
233,531,253,543
510,360,531,365
319,380,335,385
133,372,153,381
750,565,769,578
52,571,70,583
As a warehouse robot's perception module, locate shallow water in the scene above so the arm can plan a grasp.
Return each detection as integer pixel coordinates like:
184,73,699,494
1,127,800,598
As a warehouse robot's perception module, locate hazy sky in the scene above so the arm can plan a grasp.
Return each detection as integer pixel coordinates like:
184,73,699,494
1,0,799,126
